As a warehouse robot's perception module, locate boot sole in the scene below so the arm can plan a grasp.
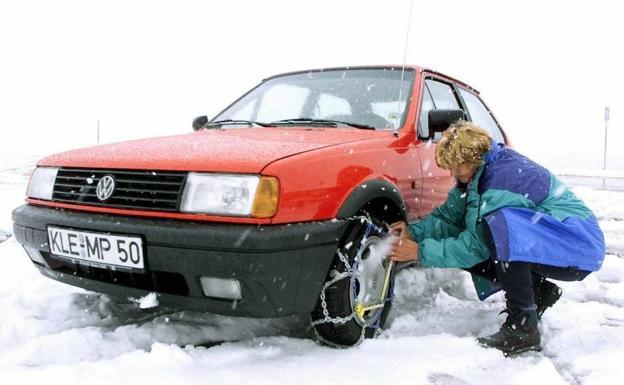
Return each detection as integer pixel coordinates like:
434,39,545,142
477,339,542,357
502,344,542,357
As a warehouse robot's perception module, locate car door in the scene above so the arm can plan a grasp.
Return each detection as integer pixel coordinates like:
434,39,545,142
416,76,461,217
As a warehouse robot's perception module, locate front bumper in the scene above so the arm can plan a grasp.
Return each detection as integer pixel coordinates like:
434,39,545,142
12,204,347,318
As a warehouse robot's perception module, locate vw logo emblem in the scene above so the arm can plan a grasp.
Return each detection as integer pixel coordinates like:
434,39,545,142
96,175,116,201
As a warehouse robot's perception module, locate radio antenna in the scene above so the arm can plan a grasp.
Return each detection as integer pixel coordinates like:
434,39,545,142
394,0,415,137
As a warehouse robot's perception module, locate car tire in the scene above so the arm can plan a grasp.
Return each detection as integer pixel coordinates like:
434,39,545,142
311,215,395,348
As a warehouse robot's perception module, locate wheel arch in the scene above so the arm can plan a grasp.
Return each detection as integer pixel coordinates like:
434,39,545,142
336,179,407,224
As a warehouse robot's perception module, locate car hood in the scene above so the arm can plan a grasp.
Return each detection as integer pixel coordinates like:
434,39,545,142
38,128,382,173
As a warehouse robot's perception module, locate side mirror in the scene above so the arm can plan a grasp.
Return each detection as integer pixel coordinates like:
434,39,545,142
192,115,209,131
428,109,466,139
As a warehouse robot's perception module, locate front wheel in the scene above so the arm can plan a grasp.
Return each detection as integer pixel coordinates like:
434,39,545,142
311,215,395,348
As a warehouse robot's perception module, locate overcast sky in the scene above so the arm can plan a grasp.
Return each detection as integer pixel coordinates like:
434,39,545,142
1,0,622,171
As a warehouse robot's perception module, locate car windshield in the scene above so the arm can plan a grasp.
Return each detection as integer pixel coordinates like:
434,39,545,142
212,68,415,130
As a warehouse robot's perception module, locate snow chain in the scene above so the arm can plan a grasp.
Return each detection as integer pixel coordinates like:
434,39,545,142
312,215,396,348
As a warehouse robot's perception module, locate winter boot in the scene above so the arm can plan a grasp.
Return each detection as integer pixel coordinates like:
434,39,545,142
477,305,541,356
533,276,562,320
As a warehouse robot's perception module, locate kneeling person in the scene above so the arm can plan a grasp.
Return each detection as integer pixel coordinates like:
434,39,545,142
389,121,605,355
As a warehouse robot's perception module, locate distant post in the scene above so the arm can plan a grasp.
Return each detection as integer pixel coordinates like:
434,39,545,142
603,106,610,189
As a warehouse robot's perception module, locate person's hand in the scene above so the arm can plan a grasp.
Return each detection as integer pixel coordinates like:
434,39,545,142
388,221,419,263
389,221,407,237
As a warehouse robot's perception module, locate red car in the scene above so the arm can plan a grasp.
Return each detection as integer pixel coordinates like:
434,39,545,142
12,66,508,347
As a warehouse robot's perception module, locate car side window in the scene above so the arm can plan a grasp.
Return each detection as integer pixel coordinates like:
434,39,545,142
458,88,506,144
426,79,460,109
418,79,460,140
417,85,435,139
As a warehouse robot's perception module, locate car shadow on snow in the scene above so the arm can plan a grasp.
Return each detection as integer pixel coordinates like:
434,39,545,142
64,267,501,351
67,292,316,348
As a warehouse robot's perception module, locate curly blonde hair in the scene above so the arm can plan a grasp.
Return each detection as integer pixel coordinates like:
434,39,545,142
435,120,493,170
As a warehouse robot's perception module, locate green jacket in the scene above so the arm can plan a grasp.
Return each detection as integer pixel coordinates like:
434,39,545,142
407,145,602,270
408,165,490,268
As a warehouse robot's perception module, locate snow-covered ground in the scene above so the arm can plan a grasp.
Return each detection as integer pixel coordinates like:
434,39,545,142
1,156,623,385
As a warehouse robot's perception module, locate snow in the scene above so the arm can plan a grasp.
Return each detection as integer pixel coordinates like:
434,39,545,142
133,292,160,310
1,157,624,384
0,230,10,243
558,168,624,179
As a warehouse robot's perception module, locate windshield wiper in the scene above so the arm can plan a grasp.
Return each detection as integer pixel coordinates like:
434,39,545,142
204,119,274,128
271,118,375,130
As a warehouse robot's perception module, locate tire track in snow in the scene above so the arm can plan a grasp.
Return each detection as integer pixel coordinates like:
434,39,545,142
544,356,582,385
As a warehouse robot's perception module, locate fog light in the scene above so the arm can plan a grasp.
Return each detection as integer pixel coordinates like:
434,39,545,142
200,277,242,300
24,246,46,265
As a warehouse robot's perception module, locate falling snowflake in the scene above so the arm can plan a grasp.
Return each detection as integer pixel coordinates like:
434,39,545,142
531,212,544,224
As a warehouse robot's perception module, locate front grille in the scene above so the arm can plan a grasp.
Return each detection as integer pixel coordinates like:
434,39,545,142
41,251,190,296
52,168,187,211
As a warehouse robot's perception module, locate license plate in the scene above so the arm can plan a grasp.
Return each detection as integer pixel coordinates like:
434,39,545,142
47,227,144,270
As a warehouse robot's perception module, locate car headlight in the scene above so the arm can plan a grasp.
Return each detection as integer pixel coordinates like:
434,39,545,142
27,167,59,200
180,173,279,218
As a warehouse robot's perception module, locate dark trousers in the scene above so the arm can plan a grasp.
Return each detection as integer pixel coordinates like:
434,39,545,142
466,222,592,309
466,259,590,309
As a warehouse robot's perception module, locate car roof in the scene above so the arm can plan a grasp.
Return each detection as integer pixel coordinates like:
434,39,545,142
263,65,479,94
